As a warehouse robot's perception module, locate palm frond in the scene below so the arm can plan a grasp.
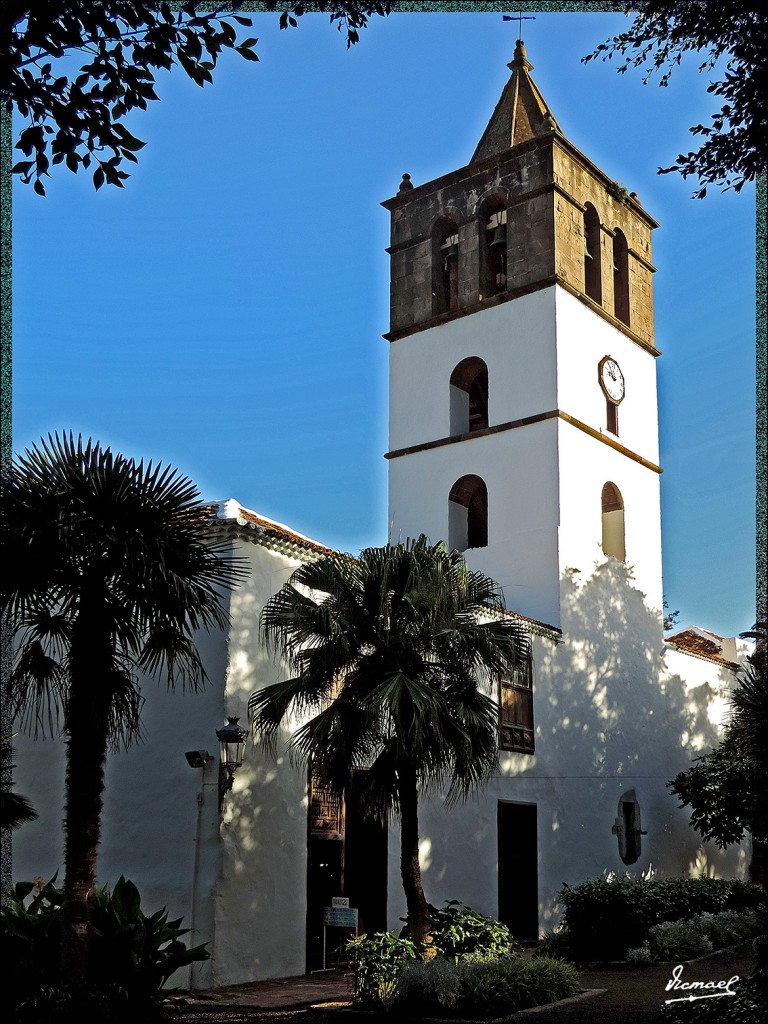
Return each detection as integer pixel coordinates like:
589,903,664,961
9,639,68,738
1,432,248,749
252,534,529,820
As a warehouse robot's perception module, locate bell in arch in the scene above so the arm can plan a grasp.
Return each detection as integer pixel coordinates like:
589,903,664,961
489,224,507,249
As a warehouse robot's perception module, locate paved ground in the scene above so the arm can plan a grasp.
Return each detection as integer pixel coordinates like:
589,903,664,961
171,945,755,1024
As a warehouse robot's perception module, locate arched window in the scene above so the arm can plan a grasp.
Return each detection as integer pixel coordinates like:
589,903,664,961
583,203,602,304
449,475,488,551
432,218,459,317
450,357,489,435
612,228,630,326
601,482,625,561
479,199,507,299
612,790,644,865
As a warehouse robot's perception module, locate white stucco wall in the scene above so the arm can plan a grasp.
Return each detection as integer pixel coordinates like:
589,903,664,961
385,572,747,938
388,285,665,628
554,287,660,467
389,289,559,454
211,539,312,987
10,532,317,990
389,420,561,625
11,587,232,991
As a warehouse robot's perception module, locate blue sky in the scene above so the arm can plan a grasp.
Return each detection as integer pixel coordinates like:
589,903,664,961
11,8,756,637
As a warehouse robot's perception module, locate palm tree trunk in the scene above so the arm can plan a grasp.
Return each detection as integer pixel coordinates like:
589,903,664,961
60,617,112,988
397,763,429,949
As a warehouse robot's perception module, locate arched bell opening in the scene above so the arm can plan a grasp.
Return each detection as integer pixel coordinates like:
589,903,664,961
450,357,489,435
601,482,625,562
612,228,630,327
479,197,508,300
432,216,460,316
583,202,602,304
449,475,488,551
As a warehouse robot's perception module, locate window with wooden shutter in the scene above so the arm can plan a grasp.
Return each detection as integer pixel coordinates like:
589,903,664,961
500,655,534,753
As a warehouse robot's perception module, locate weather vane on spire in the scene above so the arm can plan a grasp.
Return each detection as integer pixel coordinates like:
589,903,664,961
502,11,536,42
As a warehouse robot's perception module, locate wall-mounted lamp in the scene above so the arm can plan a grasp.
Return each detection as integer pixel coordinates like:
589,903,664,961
216,716,248,812
185,750,213,769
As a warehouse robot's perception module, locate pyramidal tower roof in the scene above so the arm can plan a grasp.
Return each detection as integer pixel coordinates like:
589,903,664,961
471,39,560,163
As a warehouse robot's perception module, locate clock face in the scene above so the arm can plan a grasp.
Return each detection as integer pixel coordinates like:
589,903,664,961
599,357,625,403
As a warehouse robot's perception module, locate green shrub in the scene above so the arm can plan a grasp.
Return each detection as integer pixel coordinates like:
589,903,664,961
696,910,763,950
1,875,209,1016
388,955,580,1018
425,900,521,961
646,920,714,961
532,927,577,963
346,931,418,1006
456,956,580,1018
559,875,764,960
388,959,461,1014
626,910,763,963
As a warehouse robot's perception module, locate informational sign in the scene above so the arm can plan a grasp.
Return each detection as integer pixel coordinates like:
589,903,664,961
331,896,349,908
322,906,358,929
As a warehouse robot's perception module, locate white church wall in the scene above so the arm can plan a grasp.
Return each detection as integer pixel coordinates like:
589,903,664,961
388,420,562,625
388,289,558,453
554,288,661,467
211,538,312,986
556,420,664,618
11,586,232,991
10,533,316,990
384,585,747,939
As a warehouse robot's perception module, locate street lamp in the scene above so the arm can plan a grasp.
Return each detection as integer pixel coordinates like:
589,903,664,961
216,716,248,811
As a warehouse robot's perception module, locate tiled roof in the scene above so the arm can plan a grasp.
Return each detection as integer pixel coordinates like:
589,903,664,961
488,603,562,640
665,627,740,670
215,499,335,559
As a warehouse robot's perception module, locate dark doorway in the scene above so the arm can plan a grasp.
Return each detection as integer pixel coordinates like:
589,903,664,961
306,772,388,972
345,773,388,938
498,801,538,941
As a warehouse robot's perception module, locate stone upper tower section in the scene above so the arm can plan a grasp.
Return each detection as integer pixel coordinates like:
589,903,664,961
382,41,659,353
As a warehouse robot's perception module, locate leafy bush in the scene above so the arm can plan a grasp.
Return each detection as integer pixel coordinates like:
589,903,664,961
696,910,763,950
626,942,653,962
532,927,577,962
388,959,461,1013
388,955,579,1018
559,875,764,960
346,931,418,1005
1,875,208,1016
459,956,579,1017
425,900,521,961
646,920,714,961
625,910,763,963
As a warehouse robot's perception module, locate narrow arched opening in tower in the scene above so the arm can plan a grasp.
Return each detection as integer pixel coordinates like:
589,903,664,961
583,202,602,305
449,474,488,551
612,228,630,327
450,356,489,435
601,481,625,562
432,217,460,316
479,198,508,299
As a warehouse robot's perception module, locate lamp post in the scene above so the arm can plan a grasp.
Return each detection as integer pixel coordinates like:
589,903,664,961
216,716,247,812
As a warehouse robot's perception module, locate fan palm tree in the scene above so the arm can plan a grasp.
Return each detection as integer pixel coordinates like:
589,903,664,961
0,434,246,986
0,738,38,828
248,535,530,947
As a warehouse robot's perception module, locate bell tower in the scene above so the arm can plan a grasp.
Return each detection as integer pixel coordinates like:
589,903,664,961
383,41,663,627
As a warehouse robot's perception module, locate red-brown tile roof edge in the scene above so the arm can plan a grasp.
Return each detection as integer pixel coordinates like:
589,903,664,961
214,500,336,558
665,627,741,671
486,603,562,639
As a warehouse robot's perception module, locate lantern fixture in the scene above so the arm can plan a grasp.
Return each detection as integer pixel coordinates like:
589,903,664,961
216,716,248,811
